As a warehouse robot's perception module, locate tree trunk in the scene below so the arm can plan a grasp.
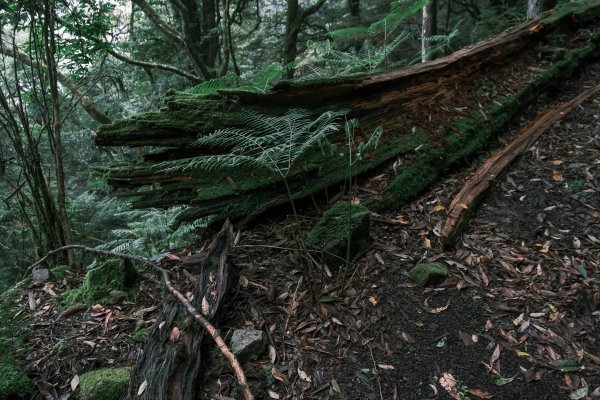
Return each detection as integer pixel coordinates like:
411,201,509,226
527,0,559,19
422,0,438,62
94,3,600,227
125,221,235,400
283,0,301,78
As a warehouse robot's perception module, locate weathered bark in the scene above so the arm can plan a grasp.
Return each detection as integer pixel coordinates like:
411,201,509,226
528,0,558,19
126,221,236,400
95,2,600,226
441,84,600,245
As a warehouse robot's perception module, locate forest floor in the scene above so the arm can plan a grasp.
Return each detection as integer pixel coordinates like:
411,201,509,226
8,64,600,400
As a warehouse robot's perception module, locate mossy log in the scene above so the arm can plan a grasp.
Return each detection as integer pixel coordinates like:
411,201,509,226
125,221,234,400
95,2,600,225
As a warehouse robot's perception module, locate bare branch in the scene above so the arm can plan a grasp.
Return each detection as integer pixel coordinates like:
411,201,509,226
301,0,327,20
108,48,201,83
132,0,184,43
0,43,112,124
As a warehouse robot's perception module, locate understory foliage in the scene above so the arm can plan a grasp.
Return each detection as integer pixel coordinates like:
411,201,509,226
158,109,346,178
97,207,203,259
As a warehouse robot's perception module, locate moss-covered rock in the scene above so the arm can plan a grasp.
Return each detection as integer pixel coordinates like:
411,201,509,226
62,259,138,306
0,362,31,400
306,201,372,266
409,263,449,286
78,367,131,400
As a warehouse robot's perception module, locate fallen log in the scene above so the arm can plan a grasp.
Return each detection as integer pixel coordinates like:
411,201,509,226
94,2,600,225
441,83,600,246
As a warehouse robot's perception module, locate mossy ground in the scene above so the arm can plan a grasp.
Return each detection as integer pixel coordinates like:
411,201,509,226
50,265,73,280
77,367,131,400
0,362,31,400
62,259,138,306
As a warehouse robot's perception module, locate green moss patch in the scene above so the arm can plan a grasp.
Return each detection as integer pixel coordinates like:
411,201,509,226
306,201,372,266
50,265,73,280
409,263,449,286
62,259,138,306
0,362,31,400
78,367,131,400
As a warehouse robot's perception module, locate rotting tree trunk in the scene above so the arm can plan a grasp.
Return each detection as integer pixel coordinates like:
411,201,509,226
125,221,235,400
94,2,600,226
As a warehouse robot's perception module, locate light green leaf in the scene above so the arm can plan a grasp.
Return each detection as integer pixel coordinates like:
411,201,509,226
491,374,517,386
570,386,588,400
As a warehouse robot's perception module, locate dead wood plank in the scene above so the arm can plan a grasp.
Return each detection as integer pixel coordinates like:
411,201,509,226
441,83,600,246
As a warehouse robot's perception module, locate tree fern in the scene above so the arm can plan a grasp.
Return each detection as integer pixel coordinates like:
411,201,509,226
157,108,346,179
97,206,204,258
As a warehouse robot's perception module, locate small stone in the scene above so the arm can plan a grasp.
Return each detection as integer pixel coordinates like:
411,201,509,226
230,329,266,361
31,269,50,285
409,263,449,286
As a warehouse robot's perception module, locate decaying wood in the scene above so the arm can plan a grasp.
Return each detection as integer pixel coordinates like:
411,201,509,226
94,3,600,225
29,222,254,400
441,84,600,245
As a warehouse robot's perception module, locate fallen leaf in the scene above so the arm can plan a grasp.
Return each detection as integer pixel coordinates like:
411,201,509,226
138,380,148,396
552,171,565,182
433,204,446,212
492,374,517,386
297,368,311,382
468,388,494,399
439,373,460,400
268,389,280,399
400,332,415,343
70,375,80,391
170,327,180,342
459,331,477,347
490,344,501,370
331,379,341,393
549,359,581,372
164,252,181,261
570,386,588,400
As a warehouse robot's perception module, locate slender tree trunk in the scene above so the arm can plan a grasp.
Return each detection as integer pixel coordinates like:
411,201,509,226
43,0,73,264
283,0,300,79
422,0,437,62
283,0,327,79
